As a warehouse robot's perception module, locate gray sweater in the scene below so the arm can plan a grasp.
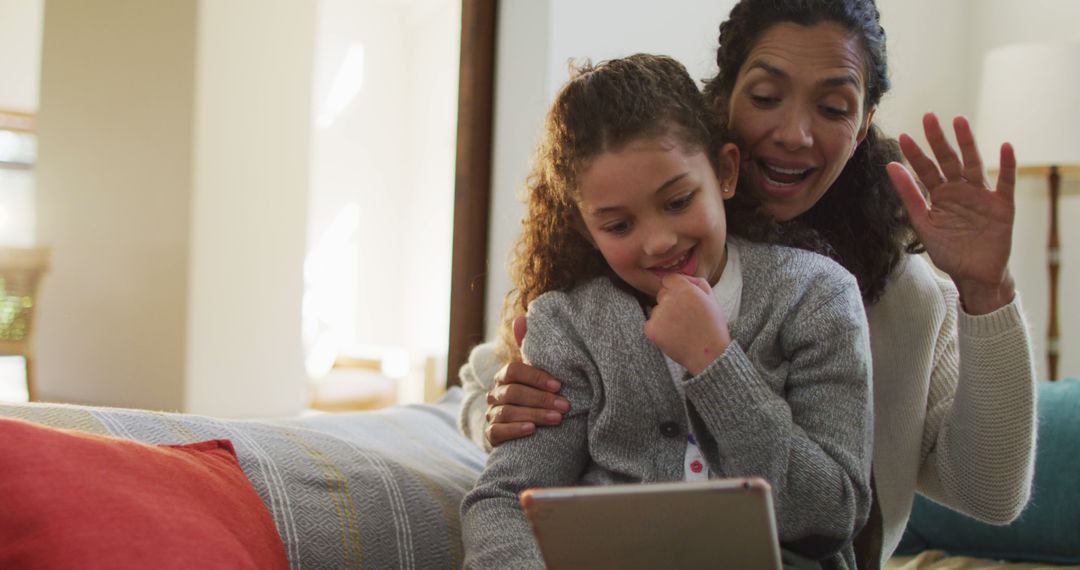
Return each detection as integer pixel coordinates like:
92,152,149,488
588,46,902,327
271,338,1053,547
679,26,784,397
460,240,873,569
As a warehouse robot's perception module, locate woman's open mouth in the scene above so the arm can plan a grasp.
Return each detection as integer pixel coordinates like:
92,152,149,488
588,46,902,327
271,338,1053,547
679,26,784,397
757,159,816,193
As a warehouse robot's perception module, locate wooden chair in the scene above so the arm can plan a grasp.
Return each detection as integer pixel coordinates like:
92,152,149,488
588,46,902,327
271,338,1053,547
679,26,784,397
0,247,49,401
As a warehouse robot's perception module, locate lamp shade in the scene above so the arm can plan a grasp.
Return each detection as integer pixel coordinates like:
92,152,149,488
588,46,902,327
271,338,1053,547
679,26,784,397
976,42,1080,173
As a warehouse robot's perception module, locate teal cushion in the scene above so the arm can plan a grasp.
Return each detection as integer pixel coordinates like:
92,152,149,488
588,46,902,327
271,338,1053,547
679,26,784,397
896,379,1080,563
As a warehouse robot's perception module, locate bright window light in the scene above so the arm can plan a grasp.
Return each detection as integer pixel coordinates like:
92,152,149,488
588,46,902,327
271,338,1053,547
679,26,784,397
317,43,366,129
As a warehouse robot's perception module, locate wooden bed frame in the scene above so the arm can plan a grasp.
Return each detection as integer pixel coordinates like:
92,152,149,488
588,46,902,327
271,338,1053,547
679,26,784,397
447,0,497,387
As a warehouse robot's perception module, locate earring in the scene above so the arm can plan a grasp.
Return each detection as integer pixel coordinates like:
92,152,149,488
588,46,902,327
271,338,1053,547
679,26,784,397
721,186,731,193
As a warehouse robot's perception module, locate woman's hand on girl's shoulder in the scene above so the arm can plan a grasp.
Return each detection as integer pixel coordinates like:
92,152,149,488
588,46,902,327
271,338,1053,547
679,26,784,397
886,113,1017,314
485,317,571,447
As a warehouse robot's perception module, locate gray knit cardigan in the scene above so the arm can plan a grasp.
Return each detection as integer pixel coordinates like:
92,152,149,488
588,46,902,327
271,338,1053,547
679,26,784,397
460,240,873,570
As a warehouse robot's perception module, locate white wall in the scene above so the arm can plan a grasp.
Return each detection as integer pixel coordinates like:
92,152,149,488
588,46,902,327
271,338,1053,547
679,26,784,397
400,0,459,370
547,0,733,96
487,0,1080,379
306,0,459,399
35,0,198,409
0,0,44,112
35,0,315,416
185,0,315,417
484,0,553,343
873,0,969,138
485,0,737,338
11,0,457,412
965,0,1080,381
0,0,44,248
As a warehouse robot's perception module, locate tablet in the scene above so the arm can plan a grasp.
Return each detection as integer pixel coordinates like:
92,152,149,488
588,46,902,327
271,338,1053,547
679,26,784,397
520,477,782,570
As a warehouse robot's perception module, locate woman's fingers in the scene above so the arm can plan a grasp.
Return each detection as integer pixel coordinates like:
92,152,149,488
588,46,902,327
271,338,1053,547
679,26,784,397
887,161,929,230
512,315,528,347
484,367,569,446
953,116,986,186
997,142,1017,203
486,403,563,426
497,361,562,393
903,114,999,194
485,420,536,446
489,371,569,411
484,402,564,446
923,112,965,181
898,133,945,192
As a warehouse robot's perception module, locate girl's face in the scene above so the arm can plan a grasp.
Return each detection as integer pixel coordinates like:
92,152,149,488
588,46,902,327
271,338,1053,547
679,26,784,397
727,22,874,221
575,136,739,298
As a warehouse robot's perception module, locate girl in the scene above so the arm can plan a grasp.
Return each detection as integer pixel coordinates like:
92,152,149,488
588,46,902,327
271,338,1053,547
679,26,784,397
460,54,871,570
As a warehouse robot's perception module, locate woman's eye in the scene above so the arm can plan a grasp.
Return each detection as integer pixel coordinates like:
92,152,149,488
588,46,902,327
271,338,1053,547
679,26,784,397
666,193,694,212
750,94,779,107
820,104,850,118
602,221,631,235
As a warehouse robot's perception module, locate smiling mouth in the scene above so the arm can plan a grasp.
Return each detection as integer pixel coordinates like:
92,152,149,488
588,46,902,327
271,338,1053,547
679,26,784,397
649,246,696,276
758,160,815,188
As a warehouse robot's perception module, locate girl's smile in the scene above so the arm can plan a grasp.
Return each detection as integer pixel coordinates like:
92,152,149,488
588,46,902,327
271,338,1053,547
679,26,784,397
648,244,698,278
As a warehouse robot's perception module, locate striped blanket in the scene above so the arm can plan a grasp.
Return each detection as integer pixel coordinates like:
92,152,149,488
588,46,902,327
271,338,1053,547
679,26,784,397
0,389,486,569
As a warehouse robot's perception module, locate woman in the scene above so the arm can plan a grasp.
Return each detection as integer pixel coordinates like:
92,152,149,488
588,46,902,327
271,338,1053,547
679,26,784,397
459,0,1036,566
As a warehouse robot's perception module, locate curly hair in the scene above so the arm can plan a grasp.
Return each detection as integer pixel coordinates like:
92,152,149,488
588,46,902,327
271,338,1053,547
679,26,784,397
703,0,921,303
498,53,827,361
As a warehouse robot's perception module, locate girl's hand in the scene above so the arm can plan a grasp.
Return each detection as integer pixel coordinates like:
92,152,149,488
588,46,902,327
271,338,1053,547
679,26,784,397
485,316,570,447
644,274,731,375
887,113,1017,314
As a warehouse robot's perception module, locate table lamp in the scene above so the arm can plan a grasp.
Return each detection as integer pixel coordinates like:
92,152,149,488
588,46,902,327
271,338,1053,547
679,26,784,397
976,42,1080,381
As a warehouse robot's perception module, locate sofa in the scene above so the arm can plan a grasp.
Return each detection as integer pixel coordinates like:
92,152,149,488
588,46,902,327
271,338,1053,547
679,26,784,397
1,381,1076,568
887,379,1080,570
0,389,486,568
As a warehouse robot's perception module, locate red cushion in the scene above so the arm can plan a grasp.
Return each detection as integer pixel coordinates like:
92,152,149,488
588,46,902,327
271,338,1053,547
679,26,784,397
0,418,288,570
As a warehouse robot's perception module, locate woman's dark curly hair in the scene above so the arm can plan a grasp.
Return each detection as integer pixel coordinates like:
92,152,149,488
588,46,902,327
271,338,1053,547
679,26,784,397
703,0,921,303
498,53,825,361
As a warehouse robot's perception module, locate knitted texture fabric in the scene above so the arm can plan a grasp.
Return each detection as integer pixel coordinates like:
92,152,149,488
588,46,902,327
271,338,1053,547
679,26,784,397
461,240,873,570
865,254,1036,567
460,253,1038,567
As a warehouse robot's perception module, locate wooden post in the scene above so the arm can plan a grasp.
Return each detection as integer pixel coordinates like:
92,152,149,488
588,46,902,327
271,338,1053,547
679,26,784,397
1048,165,1061,381
447,0,497,387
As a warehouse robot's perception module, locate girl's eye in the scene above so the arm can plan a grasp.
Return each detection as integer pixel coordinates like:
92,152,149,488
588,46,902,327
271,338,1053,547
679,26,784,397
602,220,631,235
666,193,694,212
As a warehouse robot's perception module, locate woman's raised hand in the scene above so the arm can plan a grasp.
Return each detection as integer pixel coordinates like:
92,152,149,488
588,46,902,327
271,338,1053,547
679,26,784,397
886,113,1017,314
484,316,570,447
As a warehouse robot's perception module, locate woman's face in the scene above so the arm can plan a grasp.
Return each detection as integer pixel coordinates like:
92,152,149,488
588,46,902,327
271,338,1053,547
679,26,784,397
727,22,874,221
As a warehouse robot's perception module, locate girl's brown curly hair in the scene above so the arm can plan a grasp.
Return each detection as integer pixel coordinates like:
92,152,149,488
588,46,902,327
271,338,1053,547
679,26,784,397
497,53,827,362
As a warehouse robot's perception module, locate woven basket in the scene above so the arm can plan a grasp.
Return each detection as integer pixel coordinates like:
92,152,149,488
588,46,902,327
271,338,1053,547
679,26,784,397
0,248,49,349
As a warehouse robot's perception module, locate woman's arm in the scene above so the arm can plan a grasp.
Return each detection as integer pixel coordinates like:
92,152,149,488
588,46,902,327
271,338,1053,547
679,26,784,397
684,278,873,560
917,282,1036,522
458,341,503,451
887,112,1037,521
